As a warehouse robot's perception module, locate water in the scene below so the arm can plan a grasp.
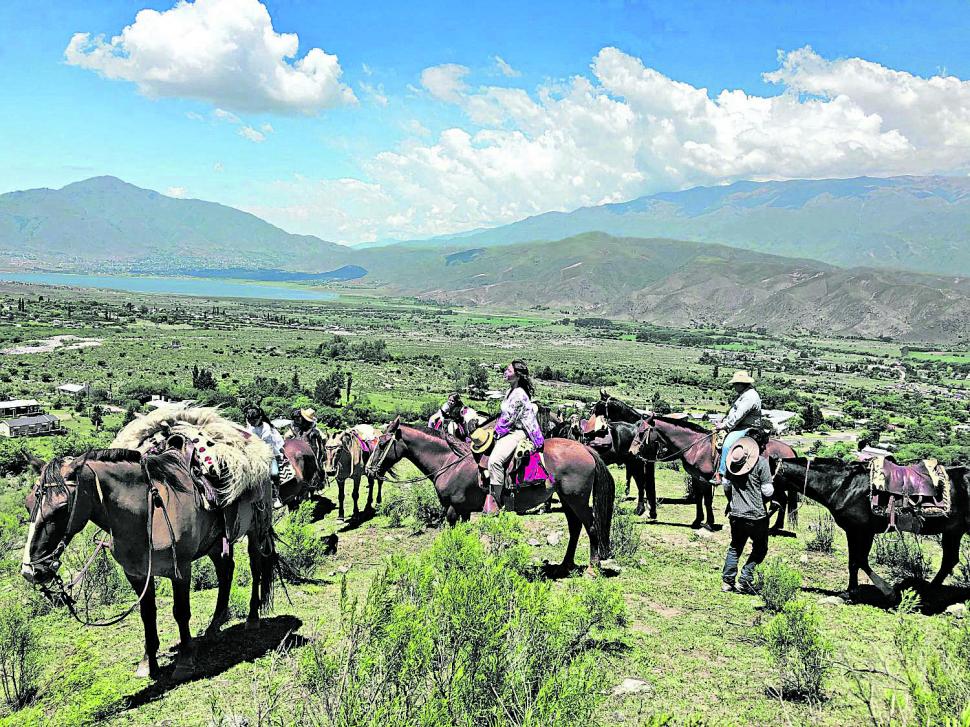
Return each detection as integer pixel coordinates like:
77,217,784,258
0,272,337,301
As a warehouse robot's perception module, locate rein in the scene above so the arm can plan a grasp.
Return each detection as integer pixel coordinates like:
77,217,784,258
637,429,716,464
368,435,471,486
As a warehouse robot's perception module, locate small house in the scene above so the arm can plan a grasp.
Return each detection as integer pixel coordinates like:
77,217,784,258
0,399,42,418
57,383,90,398
0,413,62,438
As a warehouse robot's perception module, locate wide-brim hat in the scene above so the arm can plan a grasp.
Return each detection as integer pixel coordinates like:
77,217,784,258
300,408,317,422
728,370,754,385
726,436,760,476
470,427,494,455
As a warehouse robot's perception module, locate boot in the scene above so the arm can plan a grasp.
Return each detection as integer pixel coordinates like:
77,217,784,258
484,482,503,515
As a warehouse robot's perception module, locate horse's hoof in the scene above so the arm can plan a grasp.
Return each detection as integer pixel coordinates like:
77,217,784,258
634,505,645,516
649,511,658,521
172,660,195,682
245,617,261,631
135,658,156,679
337,515,346,523
690,521,703,530
204,613,228,637
583,566,599,578
702,523,715,532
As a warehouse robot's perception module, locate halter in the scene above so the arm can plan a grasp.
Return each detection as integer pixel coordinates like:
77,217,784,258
367,431,471,486
633,424,716,464
25,461,85,570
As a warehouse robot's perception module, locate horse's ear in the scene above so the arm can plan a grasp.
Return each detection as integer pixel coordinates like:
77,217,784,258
387,416,401,434
600,388,609,400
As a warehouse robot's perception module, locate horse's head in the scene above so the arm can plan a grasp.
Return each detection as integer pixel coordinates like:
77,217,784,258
22,457,86,584
629,420,661,458
323,430,348,477
366,417,403,478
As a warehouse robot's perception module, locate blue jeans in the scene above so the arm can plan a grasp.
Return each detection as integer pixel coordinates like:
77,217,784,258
718,428,749,476
722,516,769,587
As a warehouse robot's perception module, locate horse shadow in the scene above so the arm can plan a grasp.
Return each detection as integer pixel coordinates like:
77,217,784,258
309,495,336,521
803,581,970,615
337,506,380,533
118,615,305,712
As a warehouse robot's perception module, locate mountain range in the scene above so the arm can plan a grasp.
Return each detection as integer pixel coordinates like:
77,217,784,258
1,175,969,341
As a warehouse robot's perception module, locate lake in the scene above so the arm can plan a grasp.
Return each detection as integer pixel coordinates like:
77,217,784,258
0,272,337,301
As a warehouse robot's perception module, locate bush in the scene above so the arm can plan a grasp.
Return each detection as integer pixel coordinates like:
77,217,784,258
610,492,642,565
277,501,331,579
805,512,835,554
763,598,831,702
192,557,219,591
299,517,625,725
874,532,929,581
0,597,39,709
378,480,443,532
756,558,803,613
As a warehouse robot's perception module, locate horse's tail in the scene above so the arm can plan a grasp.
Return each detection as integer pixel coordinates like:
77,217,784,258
591,452,615,561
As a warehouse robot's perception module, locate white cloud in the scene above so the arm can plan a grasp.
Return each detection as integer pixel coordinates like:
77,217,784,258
185,111,205,122
65,0,356,114
213,108,241,125
420,63,469,103
252,46,970,243
359,80,388,107
166,186,187,198
239,126,267,143
213,162,224,172
493,55,521,78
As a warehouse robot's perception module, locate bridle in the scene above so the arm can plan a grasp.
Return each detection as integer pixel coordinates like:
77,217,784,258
631,422,715,464
367,431,471,486
25,459,86,570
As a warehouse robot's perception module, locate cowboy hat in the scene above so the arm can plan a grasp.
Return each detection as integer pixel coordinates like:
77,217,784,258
469,427,494,455
728,370,754,385
726,436,760,476
300,408,317,422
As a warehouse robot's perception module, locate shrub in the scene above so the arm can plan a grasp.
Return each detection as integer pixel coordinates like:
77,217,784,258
763,598,831,702
192,558,219,591
0,597,40,709
805,512,835,554
277,501,331,579
378,480,443,532
299,517,625,725
756,558,803,613
610,492,642,565
874,532,929,581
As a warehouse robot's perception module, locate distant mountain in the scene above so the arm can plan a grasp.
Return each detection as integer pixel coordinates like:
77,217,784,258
398,176,970,276
358,232,970,341
0,176,350,272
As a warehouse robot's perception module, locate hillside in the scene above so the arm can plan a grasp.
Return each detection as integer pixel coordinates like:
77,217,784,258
359,232,970,341
399,176,970,276
0,176,350,272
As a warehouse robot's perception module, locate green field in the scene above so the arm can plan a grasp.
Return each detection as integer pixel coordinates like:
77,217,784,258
1,282,969,725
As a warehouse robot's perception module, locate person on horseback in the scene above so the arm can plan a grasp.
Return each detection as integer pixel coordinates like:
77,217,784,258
244,405,285,506
721,429,774,594
484,359,544,514
290,407,325,460
714,370,763,485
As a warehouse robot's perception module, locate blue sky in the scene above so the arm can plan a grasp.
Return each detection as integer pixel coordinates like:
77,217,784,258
2,0,970,243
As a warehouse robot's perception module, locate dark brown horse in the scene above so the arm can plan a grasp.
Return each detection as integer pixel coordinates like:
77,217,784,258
323,429,384,520
279,438,322,508
630,415,798,531
773,458,970,600
21,449,275,680
366,418,615,574
590,393,658,519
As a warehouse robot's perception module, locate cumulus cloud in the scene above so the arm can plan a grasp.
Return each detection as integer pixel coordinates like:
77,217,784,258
420,63,470,102
254,46,970,243
493,55,521,78
166,186,187,198
359,80,389,106
65,0,356,114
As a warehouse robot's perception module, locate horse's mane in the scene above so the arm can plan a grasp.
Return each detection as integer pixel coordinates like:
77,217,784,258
143,450,195,494
785,456,861,472
652,415,711,434
81,448,143,464
411,424,472,456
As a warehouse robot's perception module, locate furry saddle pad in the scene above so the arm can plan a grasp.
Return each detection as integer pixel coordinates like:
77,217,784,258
112,404,271,505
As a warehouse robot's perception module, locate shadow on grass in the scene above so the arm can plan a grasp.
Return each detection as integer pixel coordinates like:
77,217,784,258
118,615,305,713
802,580,970,614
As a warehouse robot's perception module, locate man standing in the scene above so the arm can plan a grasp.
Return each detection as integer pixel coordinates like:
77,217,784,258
721,432,774,594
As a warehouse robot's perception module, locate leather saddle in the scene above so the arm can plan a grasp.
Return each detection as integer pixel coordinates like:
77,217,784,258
869,456,950,531
472,439,552,492
152,432,223,510
581,416,614,451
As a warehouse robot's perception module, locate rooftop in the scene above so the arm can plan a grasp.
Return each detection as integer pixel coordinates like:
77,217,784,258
0,399,40,409
2,414,59,427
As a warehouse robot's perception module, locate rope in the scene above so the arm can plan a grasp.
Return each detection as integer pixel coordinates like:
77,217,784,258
637,431,716,464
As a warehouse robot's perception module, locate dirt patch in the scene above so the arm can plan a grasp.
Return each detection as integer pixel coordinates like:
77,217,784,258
2,334,102,355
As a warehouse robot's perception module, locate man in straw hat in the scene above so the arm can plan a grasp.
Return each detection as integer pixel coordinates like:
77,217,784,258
721,430,774,594
714,369,763,485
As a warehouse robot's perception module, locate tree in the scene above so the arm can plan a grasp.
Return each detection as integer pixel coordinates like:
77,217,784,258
90,405,104,432
314,370,344,407
467,362,488,398
801,403,824,432
292,369,302,394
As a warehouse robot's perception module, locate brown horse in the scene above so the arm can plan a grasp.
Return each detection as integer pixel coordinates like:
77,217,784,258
279,438,322,509
630,415,798,531
21,449,275,681
323,429,384,520
366,418,615,573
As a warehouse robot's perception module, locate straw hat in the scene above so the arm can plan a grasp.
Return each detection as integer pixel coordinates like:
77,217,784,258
728,370,754,385
300,408,317,422
726,437,760,476
470,427,494,455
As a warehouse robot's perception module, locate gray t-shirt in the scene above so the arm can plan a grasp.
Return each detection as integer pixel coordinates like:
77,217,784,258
723,456,775,520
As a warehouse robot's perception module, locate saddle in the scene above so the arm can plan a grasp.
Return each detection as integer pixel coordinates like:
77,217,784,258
472,438,553,498
581,415,614,451
868,456,951,532
151,431,223,510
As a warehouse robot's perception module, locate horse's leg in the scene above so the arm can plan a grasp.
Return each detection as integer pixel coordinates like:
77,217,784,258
931,529,964,587
770,489,787,532
690,476,703,528
848,531,892,598
625,465,632,497
555,500,582,576
337,476,346,521
376,477,384,506
632,462,646,517
703,481,716,530
351,472,361,518
129,574,160,679
246,536,264,629
645,462,657,520
446,505,459,527
204,544,234,636
562,491,600,571
365,475,375,512
171,575,196,680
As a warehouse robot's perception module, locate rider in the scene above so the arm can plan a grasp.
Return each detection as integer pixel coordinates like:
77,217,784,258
290,407,325,458
485,359,544,514
714,370,763,485
245,405,285,505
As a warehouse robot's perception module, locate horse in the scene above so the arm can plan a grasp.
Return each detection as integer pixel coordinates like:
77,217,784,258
365,418,615,574
429,393,487,440
21,448,276,681
630,414,798,531
323,428,385,521
590,392,658,519
772,458,970,600
278,437,322,509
